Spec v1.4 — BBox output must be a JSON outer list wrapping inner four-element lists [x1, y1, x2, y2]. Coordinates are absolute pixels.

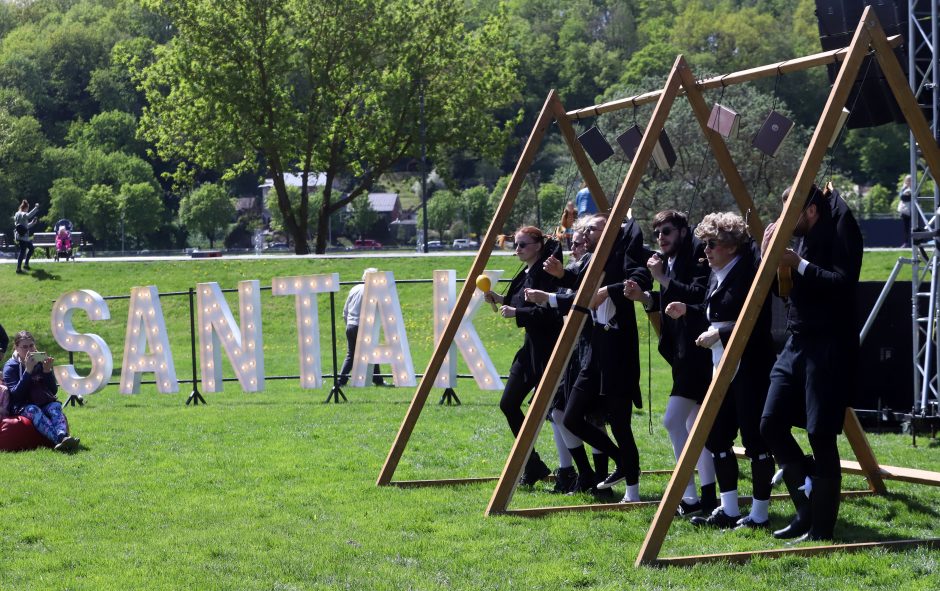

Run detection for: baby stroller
[[54, 219, 74, 262]]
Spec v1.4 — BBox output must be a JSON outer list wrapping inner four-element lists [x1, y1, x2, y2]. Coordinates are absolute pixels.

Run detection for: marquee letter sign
[[351, 271, 416, 387], [432, 270, 503, 390], [51, 289, 113, 396], [272, 274, 339, 388], [197, 281, 264, 392], [120, 285, 178, 394]]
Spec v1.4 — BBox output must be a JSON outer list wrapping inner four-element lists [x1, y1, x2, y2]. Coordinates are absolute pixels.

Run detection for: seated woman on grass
[[3, 331, 79, 451]]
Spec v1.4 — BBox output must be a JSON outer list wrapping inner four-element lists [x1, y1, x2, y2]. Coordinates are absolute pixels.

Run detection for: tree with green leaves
[[347, 197, 380, 240], [460, 185, 492, 239], [179, 183, 235, 248], [138, 0, 520, 254], [420, 189, 459, 241], [119, 181, 163, 248]]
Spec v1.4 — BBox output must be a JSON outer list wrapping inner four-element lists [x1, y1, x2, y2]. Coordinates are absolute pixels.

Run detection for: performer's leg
[[664, 396, 701, 502]]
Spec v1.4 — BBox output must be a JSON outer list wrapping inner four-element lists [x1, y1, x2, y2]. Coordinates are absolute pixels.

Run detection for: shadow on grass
[[851, 490, 940, 520], [28, 268, 61, 282]]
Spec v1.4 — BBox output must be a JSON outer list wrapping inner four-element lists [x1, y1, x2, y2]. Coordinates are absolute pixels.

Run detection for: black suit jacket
[[504, 239, 564, 379], [691, 241, 775, 390], [649, 235, 713, 400]]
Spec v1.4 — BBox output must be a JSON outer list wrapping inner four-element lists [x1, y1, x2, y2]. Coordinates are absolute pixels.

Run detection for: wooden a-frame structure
[[380, 6, 940, 564]]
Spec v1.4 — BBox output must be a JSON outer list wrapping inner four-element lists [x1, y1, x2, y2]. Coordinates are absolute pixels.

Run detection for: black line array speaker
[[815, 0, 909, 129], [854, 281, 914, 412]]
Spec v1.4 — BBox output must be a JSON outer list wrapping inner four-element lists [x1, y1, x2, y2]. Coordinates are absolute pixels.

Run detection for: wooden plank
[[388, 467, 681, 489], [376, 91, 558, 486], [503, 490, 875, 519], [654, 538, 940, 567], [567, 36, 903, 120], [868, 17, 940, 204], [636, 13, 875, 566], [842, 408, 888, 493], [389, 477, 498, 488], [485, 57, 687, 516]]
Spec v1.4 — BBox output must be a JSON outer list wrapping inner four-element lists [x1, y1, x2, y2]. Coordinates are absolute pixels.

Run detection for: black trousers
[[562, 360, 639, 485], [338, 324, 382, 386], [761, 335, 848, 479], [16, 240, 33, 270]]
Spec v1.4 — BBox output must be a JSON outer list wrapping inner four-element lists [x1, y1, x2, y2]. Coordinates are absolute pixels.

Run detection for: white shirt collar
[[712, 254, 742, 288]]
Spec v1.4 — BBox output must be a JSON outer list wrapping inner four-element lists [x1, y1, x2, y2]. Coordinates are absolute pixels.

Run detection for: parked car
[[265, 242, 290, 251], [423, 240, 443, 251], [353, 239, 383, 250]]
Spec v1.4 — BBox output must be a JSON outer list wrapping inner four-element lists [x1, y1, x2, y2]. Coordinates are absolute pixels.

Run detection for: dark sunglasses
[[514, 241, 536, 249], [653, 227, 675, 238], [571, 240, 584, 248], [704, 239, 721, 249]]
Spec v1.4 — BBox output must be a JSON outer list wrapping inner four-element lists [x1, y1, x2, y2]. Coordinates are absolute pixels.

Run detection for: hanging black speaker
[[814, 0, 909, 129], [577, 126, 614, 165]]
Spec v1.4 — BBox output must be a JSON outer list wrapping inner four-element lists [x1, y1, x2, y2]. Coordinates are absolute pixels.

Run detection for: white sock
[[749, 498, 769, 523], [683, 480, 699, 502], [621, 483, 640, 503], [720, 490, 740, 517]]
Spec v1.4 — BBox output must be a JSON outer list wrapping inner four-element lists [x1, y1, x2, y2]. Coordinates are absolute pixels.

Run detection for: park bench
[[0, 230, 96, 257], [30, 231, 94, 259]]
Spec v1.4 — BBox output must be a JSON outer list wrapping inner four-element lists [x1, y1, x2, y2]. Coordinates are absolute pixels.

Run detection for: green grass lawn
[[0, 251, 937, 590]]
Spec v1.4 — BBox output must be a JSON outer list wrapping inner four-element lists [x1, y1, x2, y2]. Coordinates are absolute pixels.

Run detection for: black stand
[[325, 292, 347, 403], [185, 287, 206, 406], [439, 388, 460, 405], [64, 393, 84, 407]]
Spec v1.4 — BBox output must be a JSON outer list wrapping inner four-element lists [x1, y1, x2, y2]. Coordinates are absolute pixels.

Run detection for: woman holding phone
[[3, 330, 78, 451]]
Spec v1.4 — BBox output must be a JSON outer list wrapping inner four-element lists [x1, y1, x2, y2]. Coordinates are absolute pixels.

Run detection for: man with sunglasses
[[759, 184, 863, 542], [624, 210, 717, 516]]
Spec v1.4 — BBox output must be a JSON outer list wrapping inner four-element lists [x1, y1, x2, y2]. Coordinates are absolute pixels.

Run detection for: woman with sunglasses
[[483, 226, 563, 485], [666, 212, 776, 529]]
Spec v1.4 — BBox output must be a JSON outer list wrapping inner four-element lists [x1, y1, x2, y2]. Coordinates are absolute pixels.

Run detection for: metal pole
[[186, 287, 206, 405], [326, 291, 347, 403], [420, 84, 429, 253]]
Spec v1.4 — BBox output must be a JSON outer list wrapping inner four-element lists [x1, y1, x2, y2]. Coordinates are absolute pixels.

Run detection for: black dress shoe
[[591, 486, 615, 501], [595, 467, 626, 490], [689, 508, 740, 529], [519, 457, 551, 486], [550, 466, 578, 494], [734, 515, 770, 530], [676, 499, 702, 517], [773, 517, 811, 539]]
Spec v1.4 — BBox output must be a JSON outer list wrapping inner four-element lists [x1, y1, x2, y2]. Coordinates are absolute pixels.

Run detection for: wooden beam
[[842, 408, 888, 493], [503, 490, 874, 519], [652, 538, 940, 567], [868, 16, 940, 200], [376, 91, 559, 486], [635, 9, 875, 566], [567, 36, 903, 120], [485, 56, 687, 516]]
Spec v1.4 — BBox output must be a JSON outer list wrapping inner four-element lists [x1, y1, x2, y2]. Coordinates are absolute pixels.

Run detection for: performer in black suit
[[760, 185, 863, 541], [483, 226, 563, 485], [526, 216, 612, 496], [624, 210, 717, 515], [669, 212, 776, 528], [554, 213, 652, 502]]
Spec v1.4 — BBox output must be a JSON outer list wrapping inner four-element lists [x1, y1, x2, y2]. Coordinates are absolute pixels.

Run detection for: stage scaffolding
[[908, 0, 939, 421]]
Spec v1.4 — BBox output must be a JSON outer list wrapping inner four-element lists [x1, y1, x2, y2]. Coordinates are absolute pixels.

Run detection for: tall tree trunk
[[315, 186, 332, 254]]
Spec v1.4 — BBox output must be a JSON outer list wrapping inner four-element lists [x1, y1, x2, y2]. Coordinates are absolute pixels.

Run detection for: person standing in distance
[[13, 200, 40, 275], [338, 268, 387, 387]]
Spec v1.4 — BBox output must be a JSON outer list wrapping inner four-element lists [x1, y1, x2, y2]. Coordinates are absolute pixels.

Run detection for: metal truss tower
[[908, 0, 940, 419]]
